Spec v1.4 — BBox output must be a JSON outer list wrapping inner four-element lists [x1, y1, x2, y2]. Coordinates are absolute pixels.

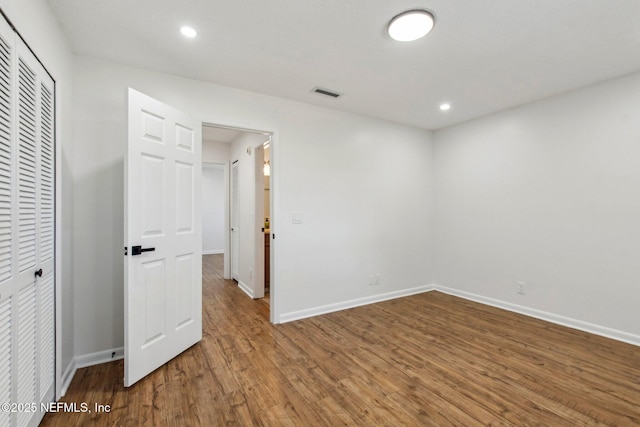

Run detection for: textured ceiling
[[47, 0, 640, 130]]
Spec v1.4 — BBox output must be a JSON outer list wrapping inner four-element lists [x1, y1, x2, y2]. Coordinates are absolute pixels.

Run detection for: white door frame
[[54, 87, 63, 400], [202, 121, 278, 323]]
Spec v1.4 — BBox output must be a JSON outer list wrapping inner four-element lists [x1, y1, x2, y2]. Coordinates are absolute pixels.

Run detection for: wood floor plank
[[40, 254, 640, 426]]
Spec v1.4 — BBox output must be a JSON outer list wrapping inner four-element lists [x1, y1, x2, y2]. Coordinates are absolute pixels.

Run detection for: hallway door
[[125, 88, 202, 387]]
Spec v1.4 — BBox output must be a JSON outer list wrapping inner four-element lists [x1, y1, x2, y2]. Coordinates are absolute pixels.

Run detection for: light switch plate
[[292, 211, 304, 224]]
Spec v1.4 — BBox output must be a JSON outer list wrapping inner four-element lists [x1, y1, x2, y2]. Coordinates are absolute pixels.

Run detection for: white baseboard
[[278, 283, 640, 347], [60, 359, 77, 397], [435, 286, 640, 347], [61, 347, 124, 396], [278, 284, 435, 323], [238, 280, 254, 298], [75, 347, 124, 368], [203, 249, 224, 255]]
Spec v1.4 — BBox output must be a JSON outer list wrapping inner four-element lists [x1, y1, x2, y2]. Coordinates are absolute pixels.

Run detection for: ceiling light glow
[[388, 10, 435, 42], [180, 26, 197, 38], [440, 103, 451, 111]]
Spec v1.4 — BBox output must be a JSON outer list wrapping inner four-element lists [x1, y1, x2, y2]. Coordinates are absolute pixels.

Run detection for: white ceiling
[[47, 0, 640, 130], [202, 126, 241, 144]]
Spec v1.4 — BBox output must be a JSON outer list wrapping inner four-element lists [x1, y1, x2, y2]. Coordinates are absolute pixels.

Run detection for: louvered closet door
[[0, 17, 14, 427], [0, 14, 56, 427]]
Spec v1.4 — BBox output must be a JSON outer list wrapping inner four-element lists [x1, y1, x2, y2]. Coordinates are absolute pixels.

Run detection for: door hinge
[[124, 246, 128, 256]]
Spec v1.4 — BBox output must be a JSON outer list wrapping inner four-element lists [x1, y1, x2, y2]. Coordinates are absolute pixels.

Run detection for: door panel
[[17, 56, 37, 276], [0, 298, 11, 427], [141, 259, 166, 347], [175, 254, 194, 328], [38, 272, 54, 401], [140, 154, 165, 236], [16, 284, 36, 427], [175, 162, 194, 233], [125, 88, 202, 387], [231, 161, 239, 280], [38, 84, 54, 265]]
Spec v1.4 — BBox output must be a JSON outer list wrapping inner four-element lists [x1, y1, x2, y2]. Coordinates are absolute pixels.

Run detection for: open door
[[230, 160, 240, 281], [254, 144, 265, 299], [124, 88, 202, 387]]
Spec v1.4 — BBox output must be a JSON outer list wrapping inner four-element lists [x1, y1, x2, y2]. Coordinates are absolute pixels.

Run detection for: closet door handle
[[35, 268, 43, 278]]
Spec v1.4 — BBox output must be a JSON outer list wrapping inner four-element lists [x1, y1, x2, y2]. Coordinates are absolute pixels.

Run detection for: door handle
[[131, 245, 156, 256], [35, 268, 43, 278]]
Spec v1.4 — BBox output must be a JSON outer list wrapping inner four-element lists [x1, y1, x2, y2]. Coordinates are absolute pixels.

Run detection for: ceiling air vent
[[311, 87, 342, 98]]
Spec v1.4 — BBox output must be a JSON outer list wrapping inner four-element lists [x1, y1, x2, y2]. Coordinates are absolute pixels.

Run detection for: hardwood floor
[[41, 254, 640, 426]]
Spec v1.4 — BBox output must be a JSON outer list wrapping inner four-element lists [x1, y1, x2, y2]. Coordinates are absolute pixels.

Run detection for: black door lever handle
[[131, 245, 156, 256]]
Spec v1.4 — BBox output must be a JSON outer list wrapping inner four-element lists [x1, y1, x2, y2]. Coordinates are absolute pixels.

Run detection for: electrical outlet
[[369, 273, 381, 286], [292, 211, 304, 224], [249, 268, 253, 279], [517, 281, 526, 295]]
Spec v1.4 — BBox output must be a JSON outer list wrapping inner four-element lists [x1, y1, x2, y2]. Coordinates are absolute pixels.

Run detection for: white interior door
[[125, 88, 202, 387], [230, 161, 239, 281], [253, 144, 265, 298]]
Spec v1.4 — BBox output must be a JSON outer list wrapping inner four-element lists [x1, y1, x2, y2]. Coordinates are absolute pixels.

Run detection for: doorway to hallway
[[202, 123, 275, 320]]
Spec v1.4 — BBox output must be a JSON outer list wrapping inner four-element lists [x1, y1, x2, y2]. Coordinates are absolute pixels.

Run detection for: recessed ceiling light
[[388, 10, 435, 42], [439, 103, 451, 111], [180, 26, 197, 38]]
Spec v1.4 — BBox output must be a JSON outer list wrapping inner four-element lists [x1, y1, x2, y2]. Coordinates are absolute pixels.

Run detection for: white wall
[[202, 164, 225, 254], [203, 139, 230, 163], [434, 71, 640, 339], [0, 0, 76, 391], [71, 56, 435, 354]]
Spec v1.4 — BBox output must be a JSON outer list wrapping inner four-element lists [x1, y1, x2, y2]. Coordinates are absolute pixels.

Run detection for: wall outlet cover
[[517, 281, 526, 295], [292, 211, 304, 224]]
